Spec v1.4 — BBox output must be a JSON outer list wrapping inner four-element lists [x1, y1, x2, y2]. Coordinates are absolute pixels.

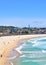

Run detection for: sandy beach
[[0, 34, 46, 65]]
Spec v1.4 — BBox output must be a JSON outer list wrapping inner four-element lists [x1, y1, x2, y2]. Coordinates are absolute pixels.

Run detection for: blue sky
[[0, 0, 46, 27]]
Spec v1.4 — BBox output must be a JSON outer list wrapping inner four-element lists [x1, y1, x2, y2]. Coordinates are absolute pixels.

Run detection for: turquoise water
[[19, 37, 46, 65]]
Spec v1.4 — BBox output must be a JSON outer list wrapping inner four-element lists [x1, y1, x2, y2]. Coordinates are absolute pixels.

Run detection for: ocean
[[12, 37, 46, 65]]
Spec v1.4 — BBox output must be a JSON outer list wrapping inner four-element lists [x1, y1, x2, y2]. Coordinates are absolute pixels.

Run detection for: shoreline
[[0, 34, 46, 65]]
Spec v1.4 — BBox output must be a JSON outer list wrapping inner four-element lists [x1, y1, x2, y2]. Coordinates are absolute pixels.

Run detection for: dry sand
[[0, 34, 46, 65]]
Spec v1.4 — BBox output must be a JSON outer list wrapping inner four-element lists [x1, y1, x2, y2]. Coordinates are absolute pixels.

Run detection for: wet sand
[[0, 34, 46, 65]]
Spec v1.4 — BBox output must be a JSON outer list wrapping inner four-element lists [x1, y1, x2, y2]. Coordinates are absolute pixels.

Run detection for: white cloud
[[0, 18, 46, 27]]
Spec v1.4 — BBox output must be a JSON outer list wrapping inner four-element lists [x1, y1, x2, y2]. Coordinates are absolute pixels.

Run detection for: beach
[[0, 34, 46, 65]]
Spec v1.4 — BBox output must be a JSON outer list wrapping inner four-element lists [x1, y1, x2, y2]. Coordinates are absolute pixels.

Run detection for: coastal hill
[[0, 26, 46, 36]]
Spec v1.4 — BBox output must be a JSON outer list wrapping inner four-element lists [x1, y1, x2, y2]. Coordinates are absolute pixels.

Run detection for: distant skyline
[[0, 0, 46, 27]]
